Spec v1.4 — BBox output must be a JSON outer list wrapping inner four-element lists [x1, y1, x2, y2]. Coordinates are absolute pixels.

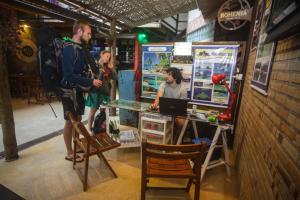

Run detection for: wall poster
[[171, 55, 193, 95], [141, 45, 173, 99], [191, 45, 239, 108], [250, 0, 276, 95]]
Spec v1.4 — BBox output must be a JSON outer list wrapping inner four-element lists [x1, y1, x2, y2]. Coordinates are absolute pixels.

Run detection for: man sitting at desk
[[151, 67, 187, 108], [151, 67, 187, 142]]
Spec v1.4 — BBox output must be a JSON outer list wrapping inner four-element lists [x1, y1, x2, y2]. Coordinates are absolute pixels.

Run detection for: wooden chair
[[141, 140, 207, 200], [67, 112, 120, 191]]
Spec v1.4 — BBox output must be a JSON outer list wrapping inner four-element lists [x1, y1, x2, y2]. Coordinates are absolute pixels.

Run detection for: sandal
[[76, 148, 84, 153], [65, 154, 84, 163]]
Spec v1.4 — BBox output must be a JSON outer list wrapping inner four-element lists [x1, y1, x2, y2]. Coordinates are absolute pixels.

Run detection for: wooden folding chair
[[141, 140, 207, 200], [67, 112, 120, 191]]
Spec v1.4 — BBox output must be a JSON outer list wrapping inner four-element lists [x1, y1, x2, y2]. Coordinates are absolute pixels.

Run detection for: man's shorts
[[61, 90, 85, 120]]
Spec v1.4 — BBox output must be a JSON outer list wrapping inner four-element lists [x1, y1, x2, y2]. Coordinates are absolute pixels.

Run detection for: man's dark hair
[[166, 67, 183, 84]]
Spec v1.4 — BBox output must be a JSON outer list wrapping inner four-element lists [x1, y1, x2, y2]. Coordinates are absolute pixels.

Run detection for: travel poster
[[141, 45, 173, 99], [191, 45, 239, 108]]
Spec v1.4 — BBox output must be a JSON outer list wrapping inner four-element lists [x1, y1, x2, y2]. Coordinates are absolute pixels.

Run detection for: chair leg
[[194, 177, 200, 200], [97, 153, 117, 178], [83, 153, 89, 192], [186, 178, 193, 192], [73, 141, 77, 170], [141, 174, 147, 200]]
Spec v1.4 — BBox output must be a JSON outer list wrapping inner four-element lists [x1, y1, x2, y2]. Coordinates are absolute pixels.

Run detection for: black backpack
[[37, 27, 100, 96], [37, 27, 66, 97], [92, 110, 106, 134]]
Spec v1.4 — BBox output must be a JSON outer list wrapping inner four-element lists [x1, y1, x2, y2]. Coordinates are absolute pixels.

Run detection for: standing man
[[61, 20, 102, 162]]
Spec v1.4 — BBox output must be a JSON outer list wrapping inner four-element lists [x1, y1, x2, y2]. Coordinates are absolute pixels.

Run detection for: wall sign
[[174, 42, 192, 56], [218, 0, 252, 31], [16, 38, 37, 63]]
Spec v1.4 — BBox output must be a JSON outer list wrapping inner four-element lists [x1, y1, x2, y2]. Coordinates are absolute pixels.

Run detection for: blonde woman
[[85, 50, 117, 132]]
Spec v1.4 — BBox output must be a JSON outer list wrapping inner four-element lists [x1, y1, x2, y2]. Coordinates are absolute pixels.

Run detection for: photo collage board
[[141, 45, 173, 99], [141, 44, 239, 108], [191, 45, 239, 107]]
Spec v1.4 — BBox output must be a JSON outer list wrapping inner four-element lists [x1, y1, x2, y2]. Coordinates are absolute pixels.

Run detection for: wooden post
[[0, 41, 19, 161], [110, 18, 117, 116]]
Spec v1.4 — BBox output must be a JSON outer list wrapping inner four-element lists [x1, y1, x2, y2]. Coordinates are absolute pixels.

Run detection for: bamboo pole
[[110, 18, 117, 116]]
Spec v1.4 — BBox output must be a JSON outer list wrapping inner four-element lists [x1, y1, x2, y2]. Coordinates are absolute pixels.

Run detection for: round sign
[[218, 0, 252, 31], [16, 38, 37, 63]]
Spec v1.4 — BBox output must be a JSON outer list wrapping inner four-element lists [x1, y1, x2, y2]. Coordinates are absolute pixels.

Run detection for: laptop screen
[[159, 97, 188, 116]]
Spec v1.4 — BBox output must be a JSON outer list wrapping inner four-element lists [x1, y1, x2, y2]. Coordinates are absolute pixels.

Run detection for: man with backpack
[[61, 20, 102, 162]]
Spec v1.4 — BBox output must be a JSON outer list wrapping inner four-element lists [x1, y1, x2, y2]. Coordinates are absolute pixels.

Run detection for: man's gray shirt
[[158, 82, 187, 99]]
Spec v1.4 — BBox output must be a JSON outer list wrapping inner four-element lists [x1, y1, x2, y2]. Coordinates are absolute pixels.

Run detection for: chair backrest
[[142, 140, 207, 169], [142, 140, 206, 159]]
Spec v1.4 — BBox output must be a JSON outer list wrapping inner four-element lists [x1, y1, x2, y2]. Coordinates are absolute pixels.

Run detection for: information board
[[141, 45, 173, 99], [190, 45, 239, 108]]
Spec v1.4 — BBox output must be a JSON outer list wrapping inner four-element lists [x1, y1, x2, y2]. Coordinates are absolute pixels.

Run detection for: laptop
[[159, 97, 188, 116]]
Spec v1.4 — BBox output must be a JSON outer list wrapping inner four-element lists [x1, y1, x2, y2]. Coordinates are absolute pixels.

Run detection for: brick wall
[[234, 33, 300, 200]]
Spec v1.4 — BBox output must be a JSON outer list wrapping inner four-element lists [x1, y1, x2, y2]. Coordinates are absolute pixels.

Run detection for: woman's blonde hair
[[100, 50, 111, 55]]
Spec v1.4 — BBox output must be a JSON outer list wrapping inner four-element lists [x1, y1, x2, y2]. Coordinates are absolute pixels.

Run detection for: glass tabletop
[[106, 99, 151, 112]]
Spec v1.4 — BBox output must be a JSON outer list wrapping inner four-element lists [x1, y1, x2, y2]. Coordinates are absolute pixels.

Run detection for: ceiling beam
[[0, 0, 111, 33], [161, 19, 177, 33], [64, 0, 131, 30]]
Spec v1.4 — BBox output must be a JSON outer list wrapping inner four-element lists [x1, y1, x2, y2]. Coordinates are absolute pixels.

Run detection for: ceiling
[[73, 0, 197, 27], [0, 0, 227, 36]]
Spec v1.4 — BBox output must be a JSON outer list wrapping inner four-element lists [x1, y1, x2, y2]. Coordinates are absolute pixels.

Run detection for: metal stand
[[176, 117, 231, 182]]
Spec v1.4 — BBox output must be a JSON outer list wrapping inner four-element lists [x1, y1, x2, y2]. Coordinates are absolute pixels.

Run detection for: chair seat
[[79, 133, 120, 155], [147, 157, 194, 177]]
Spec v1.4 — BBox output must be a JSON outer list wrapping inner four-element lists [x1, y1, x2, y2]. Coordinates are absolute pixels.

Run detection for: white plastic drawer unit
[[140, 116, 173, 144], [142, 131, 164, 144]]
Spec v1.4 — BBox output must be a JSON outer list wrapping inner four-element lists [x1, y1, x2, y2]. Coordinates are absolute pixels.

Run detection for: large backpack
[[37, 27, 101, 97], [37, 27, 66, 97]]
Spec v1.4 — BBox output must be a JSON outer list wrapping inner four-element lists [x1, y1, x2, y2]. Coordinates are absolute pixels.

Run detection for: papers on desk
[[195, 113, 207, 120], [119, 130, 136, 142], [189, 112, 207, 121]]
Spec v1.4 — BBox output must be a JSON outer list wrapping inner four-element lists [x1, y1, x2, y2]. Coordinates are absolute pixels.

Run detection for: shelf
[[141, 129, 165, 136]]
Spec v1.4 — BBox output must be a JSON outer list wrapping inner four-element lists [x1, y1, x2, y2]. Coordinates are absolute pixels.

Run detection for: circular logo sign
[[218, 0, 252, 31]]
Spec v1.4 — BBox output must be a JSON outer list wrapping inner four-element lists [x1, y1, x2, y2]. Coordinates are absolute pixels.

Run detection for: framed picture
[[250, 0, 265, 50], [250, 0, 276, 95], [250, 42, 276, 95]]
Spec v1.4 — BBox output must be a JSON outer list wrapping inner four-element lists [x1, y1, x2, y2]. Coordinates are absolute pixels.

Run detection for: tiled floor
[[0, 98, 239, 199], [0, 98, 90, 152], [0, 135, 238, 200]]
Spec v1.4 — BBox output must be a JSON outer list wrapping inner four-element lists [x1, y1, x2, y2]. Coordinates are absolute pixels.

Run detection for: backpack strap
[[72, 43, 80, 65]]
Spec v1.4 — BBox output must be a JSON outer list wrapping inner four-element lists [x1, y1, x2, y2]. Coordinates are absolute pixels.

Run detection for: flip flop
[[65, 154, 84, 163], [76, 148, 84, 153]]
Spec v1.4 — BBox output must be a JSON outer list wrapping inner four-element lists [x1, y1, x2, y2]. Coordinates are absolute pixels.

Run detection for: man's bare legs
[[64, 115, 81, 157]]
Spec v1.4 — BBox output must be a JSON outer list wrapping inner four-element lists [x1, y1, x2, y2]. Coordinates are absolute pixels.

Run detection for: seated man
[[151, 67, 187, 142], [151, 67, 187, 108]]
